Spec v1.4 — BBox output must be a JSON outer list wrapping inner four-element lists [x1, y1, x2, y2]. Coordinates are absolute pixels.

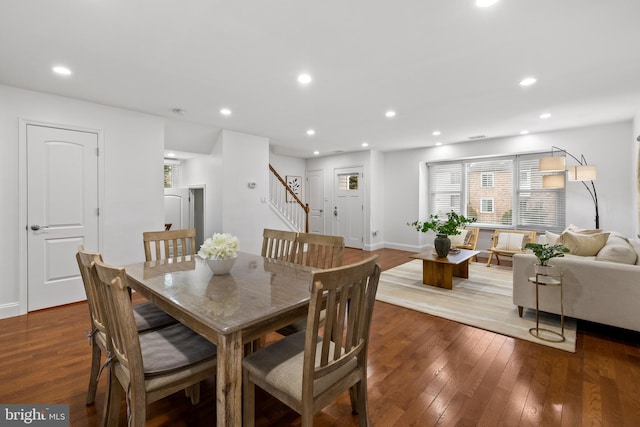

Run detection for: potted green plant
[[524, 242, 569, 274], [408, 211, 476, 257]]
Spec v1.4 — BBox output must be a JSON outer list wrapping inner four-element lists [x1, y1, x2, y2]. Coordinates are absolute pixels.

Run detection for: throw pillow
[[545, 231, 560, 246], [564, 224, 602, 234], [596, 235, 638, 265], [558, 231, 609, 256], [450, 229, 469, 247], [495, 232, 525, 251]]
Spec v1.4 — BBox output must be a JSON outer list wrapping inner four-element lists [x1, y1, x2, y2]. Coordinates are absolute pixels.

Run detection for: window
[[164, 160, 180, 188], [480, 172, 494, 188], [339, 174, 359, 190], [480, 198, 494, 213], [427, 153, 566, 230]]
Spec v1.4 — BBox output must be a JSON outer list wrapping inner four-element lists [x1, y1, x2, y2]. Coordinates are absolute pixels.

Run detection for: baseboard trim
[[0, 302, 21, 320]]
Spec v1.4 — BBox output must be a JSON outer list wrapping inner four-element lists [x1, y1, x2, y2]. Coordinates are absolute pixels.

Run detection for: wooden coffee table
[[411, 249, 480, 290]]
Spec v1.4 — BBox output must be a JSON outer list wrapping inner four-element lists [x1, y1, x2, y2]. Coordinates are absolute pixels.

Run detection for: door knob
[[30, 224, 49, 231]]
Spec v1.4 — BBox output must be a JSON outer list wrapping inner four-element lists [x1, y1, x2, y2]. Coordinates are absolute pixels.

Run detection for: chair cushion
[[449, 229, 469, 247], [243, 331, 359, 401], [133, 301, 177, 332], [495, 233, 524, 251], [558, 231, 609, 256], [140, 323, 217, 377]]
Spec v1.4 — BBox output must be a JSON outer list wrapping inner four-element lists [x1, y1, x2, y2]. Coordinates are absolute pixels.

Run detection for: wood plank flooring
[[1, 248, 639, 426]]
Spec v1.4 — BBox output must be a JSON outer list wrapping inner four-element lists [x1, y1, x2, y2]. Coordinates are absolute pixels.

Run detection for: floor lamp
[[538, 146, 599, 229]]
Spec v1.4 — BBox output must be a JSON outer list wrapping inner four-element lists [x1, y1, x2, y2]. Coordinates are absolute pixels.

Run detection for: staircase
[[269, 164, 309, 232]]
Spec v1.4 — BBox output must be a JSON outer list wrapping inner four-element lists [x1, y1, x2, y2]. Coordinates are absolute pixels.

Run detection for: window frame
[[427, 152, 566, 231]]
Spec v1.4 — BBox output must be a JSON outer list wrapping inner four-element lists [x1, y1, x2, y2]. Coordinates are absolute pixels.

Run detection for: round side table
[[528, 270, 564, 342]]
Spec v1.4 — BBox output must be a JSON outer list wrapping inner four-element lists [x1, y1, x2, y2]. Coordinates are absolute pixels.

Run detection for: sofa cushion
[[495, 232, 525, 251], [558, 231, 609, 256], [450, 229, 469, 247], [596, 235, 638, 265]]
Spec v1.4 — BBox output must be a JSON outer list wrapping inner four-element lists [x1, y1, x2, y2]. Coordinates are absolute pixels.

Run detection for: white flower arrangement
[[198, 233, 239, 260]]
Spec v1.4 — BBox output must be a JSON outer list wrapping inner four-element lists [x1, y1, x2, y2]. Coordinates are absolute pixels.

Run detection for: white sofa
[[512, 232, 640, 332]]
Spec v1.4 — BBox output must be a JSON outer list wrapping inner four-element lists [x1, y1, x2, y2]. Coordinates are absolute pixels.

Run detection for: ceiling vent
[[468, 135, 486, 140]]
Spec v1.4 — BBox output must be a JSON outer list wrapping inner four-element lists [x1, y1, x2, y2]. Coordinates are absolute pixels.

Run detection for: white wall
[[0, 84, 164, 318], [182, 130, 271, 255], [369, 150, 385, 250], [383, 120, 636, 251], [181, 133, 224, 238], [634, 111, 640, 240], [221, 131, 270, 255]]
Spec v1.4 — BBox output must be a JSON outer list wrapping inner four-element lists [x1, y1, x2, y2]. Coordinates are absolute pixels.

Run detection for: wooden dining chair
[[75, 246, 177, 407], [290, 232, 345, 269], [278, 233, 346, 336], [91, 259, 218, 427], [143, 228, 197, 261], [261, 228, 298, 261], [243, 255, 381, 427]]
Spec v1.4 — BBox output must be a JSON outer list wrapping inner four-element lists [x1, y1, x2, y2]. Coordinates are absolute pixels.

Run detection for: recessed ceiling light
[[519, 77, 537, 86], [385, 110, 396, 118], [476, 0, 499, 7], [435, 142, 443, 146], [52, 66, 72, 76], [297, 73, 312, 84], [362, 142, 369, 147], [306, 129, 315, 136], [220, 108, 232, 116], [432, 131, 441, 136], [313, 150, 319, 155], [166, 153, 176, 157], [540, 113, 552, 119], [520, 130, 529, 135]]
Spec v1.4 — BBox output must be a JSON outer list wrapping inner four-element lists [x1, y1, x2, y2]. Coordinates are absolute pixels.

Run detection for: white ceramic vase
[[206, 256, 237, 275]]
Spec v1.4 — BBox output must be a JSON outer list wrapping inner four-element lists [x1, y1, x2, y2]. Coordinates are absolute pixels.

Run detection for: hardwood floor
[[1, 248, 639, 426]]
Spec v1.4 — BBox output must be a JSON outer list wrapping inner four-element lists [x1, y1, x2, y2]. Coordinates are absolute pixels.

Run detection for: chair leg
[[129, 389, 146, 427], [356, 379, 370, 427], [349, 385, 358, 413], [301, 412, 314, 427], [86, 342, 101, 405], [104, 368, 121, 427], [486, 252, 494, 267], [243, 374, 255, 427], [186, 383, 201, 405]]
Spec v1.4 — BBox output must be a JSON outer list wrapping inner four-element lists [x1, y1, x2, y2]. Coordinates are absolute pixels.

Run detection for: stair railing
[[269, 164, 309, 232]]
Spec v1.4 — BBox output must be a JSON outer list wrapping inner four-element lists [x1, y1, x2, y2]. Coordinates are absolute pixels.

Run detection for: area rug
[[376, 260, 577, 352]]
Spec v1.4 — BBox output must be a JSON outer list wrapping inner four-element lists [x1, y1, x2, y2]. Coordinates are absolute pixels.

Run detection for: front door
[[334, 167, 363, 249], [27, 124, 99, 311]]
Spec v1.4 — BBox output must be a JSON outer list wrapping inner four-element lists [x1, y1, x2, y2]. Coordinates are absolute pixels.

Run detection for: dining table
[[124, 251, 316, 427]]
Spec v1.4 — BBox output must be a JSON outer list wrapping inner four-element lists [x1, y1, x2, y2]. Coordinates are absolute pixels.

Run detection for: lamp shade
[[539, 156, 566, 172], [542, 174, 565, 189], [567, 165, 596, 181]]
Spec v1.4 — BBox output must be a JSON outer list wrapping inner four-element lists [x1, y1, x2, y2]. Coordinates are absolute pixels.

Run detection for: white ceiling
[[2, 1, 640, 158]]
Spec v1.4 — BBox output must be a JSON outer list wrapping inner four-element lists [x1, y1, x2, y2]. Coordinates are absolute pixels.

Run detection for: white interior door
[[164, 187, 191, 230], [27, 125, 99, 311], [306, 170, 324, 234], [334, 167, 363, 248]]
